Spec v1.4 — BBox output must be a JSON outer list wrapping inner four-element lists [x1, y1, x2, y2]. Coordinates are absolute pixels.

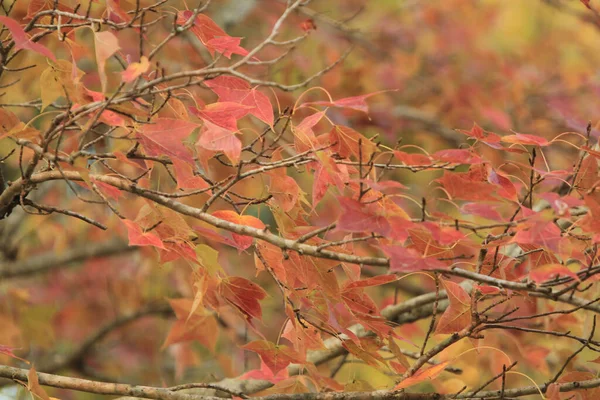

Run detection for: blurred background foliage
[[2, 0, 600, 397]]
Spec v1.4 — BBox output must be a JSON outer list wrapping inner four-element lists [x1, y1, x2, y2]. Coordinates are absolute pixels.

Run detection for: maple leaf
[[206, 36, 249, 58], [190, 102, 252, 131], [0, 16, 56, 61], [93, 30, 121, 93], [383, 245, 447, 272], [394, 362, 449, 389], [293, 112, 325, 153], [267, 171, 300, 212], [336, 196, 391, 236], [330, 125, 377, 162], [219, 276, 267, 320], [122, 56, 150, 83], [242, 340, 305, 375], [212, 210, 265, 250], [431, 149, 483, 164], [529, 264, 580, 284], [240, 360, 290, 384], [205, 76, 274, 126], [458, 122, 502, 144], [196, 120, 242, 164], [501, 132, 550, 147], [177, 11, 231, 56], [162, 298, 218, 350], [300, 91, 391, 114], [437, 170, 499, 201], [435, 280, 471, 334], [122, 220, 165, 249], [137, 118, 199, 164], [394, 150, 432, 166], [27, 366, 51, 400], [171, 159, 210, 190]]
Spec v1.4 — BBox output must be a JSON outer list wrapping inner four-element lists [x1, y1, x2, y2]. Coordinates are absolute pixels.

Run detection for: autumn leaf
[[137, 118, 199, 164], [501, 132, 550, 147], [458, 122, 502, 144], [394, 362, 449, 389], [242, 340, 304, 375], [529, 264, 580, 284], [206, 36, 249, 58], [300, 91, 391, 114], [94, 30, 121, 93], [196, 120, 242, 164], [0, 16, 56, 61], [122, 56, 150, 83], [162, 298, 218, 350], [190, 102, 252, 131], [205, 76, 274, 126], [122, 220, 165, 249], [435, 280, 471, 334], [27, 366, 51, 400], [219, 276, 267, 321], [330, 125, 377, 162], [172, 159, 210, 191], [336, 196, 391, 236], [382, 245, 447, 272]]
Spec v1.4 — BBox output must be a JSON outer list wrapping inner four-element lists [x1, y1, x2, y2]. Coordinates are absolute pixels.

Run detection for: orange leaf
[[212, 210, 265, 250], [219, 276, 267, 320], [394, 362, 449, 389], [122, 220, 165, 249], [242, 340, 304, 375], [435, 280, 471, 334], [121, 56, 150, 83]]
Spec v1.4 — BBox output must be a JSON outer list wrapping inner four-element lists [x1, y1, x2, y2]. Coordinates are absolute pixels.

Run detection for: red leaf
[[437, 171, 498, 201], [172, 159, 210, 190], [92, 179, 122, 200], [432, 149, 482, 164], [212, 210, 265, 250], [394, 362, 449, 389], [394, 151, 432, 166], [582, 0, 592, 9], [242, 340, 304, 375], [435, 280, 471, 334], [137, 118, 198, 164], [206, 36, 249, 58], [177, 11, 228, 56], [460, 203, 503, 221], [294, 112, 325, 152], [501, 132, 550, 147], [196, 120, 242, 164], [488, 169, 517, 201], [0, 16, 56, 61], [190, 102, 252, 131], [122, 220, 165, 249], [300, 19, 317, 32], [330, 125, 377, 162], [301, 91, 390, 114], [337, 196, 390, 236], [0, 345, 27, 363], [529, 264, 580, 284], [458, 122, 501, 143], [382, 245, 447, 272], [219, 276, 267, 320], [205, 77, 273, 126]]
